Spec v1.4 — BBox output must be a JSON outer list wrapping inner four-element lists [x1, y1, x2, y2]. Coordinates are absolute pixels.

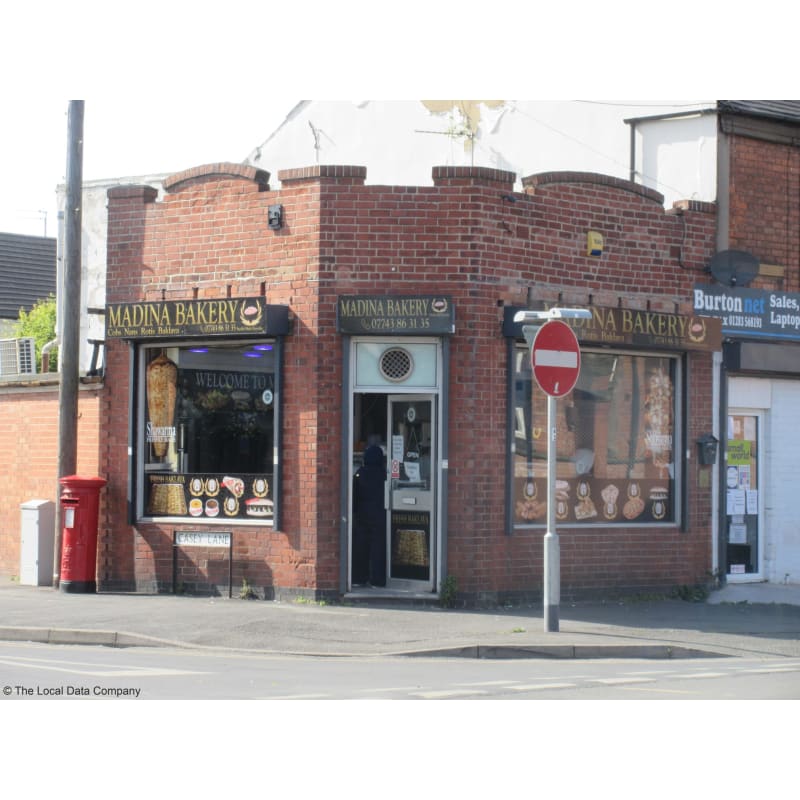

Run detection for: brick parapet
[[107, 185, 159, 203], [278, 165, 367, 185], [163, 163, 270, 193], [523, 170, 665, 205], [431, 165, 516, 190], [671, 198, 717, 215]]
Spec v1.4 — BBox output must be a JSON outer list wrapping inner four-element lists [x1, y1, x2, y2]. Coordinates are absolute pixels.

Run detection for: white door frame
[[726, 408, 765, 582], [346, 337, 443, 594]]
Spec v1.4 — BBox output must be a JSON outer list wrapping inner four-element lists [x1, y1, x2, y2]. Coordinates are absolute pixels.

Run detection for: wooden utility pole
[[53, 100, 84, 588]]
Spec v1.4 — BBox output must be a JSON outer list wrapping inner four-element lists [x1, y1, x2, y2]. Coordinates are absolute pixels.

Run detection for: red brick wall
[[0, 384, 101, 577], [728, 136, 800, 292], [101, 163, 717, 600], [324, 166, 717, 598], [101, 167, 336, 595]]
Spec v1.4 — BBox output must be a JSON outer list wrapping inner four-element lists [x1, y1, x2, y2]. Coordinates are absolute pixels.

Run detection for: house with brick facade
[[691, 101, 800, 588]]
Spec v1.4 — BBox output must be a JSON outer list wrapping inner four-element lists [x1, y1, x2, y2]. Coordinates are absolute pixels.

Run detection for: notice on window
[[738, 465, 751, 489], [727, 489, 746, 515], [729, 523, 747, 544], [404, 462, 420, 482], [746, 490, 758, 515]]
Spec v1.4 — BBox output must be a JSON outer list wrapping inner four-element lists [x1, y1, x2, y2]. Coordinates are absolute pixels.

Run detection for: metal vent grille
[[379, 347, 413, 382]]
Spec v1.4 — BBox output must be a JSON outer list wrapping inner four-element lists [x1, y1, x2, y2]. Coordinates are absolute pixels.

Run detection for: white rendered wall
[[247, 100, 713, 207], [57, 174, 166, 372], [764, 379, 800, 584], [635, 113, 718, 206]]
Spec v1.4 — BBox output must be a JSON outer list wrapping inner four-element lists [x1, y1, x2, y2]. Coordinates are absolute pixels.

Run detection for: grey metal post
[[544, 394, 560, 632], [516, 307, 590, 633]]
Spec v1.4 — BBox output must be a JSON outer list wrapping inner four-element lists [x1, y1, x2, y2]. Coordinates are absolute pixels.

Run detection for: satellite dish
[[707, 250, 759, 287]]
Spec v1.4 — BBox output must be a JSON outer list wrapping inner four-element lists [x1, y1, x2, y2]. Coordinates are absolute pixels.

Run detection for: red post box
[[59, 475, 107, 593]]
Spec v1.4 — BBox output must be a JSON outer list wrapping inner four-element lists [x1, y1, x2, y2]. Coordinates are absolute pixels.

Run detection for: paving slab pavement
[[1, 581, 799, 659]]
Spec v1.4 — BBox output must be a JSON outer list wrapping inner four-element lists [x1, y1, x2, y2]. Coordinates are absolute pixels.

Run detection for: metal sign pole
[[515, 307, 590, 635], [544, 393, 560, 632]]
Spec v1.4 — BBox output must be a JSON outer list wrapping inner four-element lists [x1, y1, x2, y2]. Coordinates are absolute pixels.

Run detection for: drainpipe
[[42, 337, 59, 373], [628, 120, 637, 183]]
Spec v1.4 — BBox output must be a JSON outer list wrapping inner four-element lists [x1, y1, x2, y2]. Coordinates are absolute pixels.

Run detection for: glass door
[[726, 411, 763, 580], [387, 395, 435, 591]]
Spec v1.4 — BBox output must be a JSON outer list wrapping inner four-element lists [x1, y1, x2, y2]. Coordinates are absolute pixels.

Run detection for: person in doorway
[[353, 444, 387, 587]]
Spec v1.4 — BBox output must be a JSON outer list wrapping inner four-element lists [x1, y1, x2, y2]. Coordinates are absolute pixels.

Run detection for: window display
[[512, 346, 679, 526], [140, 342, 277, 522]]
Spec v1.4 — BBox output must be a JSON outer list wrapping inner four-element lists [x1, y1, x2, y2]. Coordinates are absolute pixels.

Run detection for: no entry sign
[[531, 320, 581, 397]]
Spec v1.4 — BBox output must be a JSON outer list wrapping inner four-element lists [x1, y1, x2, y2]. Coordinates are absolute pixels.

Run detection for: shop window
[[512, 346, 679, 526], [139, 342, 277, 522]]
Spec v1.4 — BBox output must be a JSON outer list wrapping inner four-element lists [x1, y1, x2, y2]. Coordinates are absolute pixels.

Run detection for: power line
[[573, 100, 714, 110], [507, 102, 702, 201]]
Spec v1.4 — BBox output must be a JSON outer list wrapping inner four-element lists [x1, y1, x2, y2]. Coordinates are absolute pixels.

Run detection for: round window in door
[[380, 347, 414, 382]]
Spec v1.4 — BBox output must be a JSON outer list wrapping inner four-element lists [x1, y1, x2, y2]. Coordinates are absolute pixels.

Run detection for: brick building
[[694, 101, 800, 587], [92, 161, 719, 603], [7, 100, 800, 601]]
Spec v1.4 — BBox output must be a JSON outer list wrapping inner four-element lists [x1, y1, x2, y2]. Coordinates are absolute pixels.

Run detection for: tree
[[14, 294, 58, 372]]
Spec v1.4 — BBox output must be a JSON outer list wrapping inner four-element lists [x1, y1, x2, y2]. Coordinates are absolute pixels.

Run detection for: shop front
[[105, 296, 289, 594], [694, 283, 800, 585], [93, 162, 720, 601], [337, 295, 454, 596], [504, 302, 721, 542]]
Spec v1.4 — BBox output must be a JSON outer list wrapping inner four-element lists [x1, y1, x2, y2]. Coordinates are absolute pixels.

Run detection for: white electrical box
[[19, 499, 55, 586]]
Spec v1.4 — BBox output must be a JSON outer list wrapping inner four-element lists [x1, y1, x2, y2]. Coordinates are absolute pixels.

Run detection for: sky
[[1, 98, 293, 236], [2, 2, 785, 239]]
